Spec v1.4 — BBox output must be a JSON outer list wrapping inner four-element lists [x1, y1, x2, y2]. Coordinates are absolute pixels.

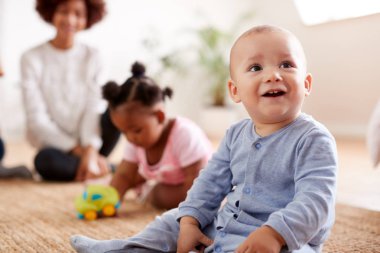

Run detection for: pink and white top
[[123, 117, 214, 185]]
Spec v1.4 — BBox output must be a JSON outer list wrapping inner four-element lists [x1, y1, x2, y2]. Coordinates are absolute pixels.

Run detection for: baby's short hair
[[243, 24, 286, 36], [229, 25, 307, 78]]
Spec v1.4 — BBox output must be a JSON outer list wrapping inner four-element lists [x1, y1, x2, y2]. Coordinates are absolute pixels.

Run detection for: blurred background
[[0, 0, 380, 209], [1, 0, 380, 140]]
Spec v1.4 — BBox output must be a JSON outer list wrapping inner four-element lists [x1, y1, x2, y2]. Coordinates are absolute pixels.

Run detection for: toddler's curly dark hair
[[103, 62, 173, 109], [36, 0, 106, 29]]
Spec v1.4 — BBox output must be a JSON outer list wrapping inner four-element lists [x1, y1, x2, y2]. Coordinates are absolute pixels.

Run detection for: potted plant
[[195, 26, 230, 107], [195, 10, 254, 107], [141, 15, 253, 139]]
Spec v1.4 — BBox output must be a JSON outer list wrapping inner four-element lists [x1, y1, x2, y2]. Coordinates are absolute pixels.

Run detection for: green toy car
[[75, 185, 120, 221]]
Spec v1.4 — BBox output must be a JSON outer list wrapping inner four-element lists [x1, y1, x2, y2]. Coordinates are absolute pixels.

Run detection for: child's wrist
[[264, 225, 286, 247], [179, 216, 199, 227]]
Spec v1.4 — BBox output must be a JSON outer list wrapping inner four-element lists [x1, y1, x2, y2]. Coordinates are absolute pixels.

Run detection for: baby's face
[[229, 30, 312, 126], [110, 103, 164, 149]]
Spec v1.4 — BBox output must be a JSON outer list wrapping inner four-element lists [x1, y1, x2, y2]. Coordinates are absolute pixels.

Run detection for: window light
[[293, 0, 380, 25]]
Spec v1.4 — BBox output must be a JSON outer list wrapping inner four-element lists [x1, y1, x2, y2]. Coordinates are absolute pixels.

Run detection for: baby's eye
[[280, 61, 294, 69], [249, 65, 262, 72]]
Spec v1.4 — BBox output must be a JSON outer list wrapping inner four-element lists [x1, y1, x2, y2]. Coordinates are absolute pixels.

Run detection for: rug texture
[[0, 180, 379, 253]]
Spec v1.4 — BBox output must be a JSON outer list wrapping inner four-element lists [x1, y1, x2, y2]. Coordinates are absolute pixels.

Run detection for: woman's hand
[[74, 146, 108, 181], [85, 154, 109, 179], [177, 216, 213, 253]]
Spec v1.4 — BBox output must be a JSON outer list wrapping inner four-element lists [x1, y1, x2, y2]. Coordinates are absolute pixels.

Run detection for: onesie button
[[254, 142, 262, 149], [215, 245, 222, 253], [243, 187, 251, 194], [235, 200, 240, 207], [233, 213, 238, 219]]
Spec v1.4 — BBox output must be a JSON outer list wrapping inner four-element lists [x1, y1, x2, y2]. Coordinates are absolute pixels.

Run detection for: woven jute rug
[[0, 179, 379, 253]]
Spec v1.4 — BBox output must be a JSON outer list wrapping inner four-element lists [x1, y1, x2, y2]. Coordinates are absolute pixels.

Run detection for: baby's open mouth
[[262, 90, 286, 97]]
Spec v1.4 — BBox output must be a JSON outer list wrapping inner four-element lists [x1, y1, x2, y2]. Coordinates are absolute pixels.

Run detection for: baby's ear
[[228, 79, 241, 103], [155, 110, 166, 123], [304, 73, 312, 96]]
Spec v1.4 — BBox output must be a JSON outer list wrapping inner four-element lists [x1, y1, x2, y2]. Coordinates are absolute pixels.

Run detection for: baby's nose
[[264, 69, 282, 83]]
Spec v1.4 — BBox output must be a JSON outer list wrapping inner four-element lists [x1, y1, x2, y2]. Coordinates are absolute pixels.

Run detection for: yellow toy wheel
[[84, 210, 97, 221], [102, 204, 116, 217]]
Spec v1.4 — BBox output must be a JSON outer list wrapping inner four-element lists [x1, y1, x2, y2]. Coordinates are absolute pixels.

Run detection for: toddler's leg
[[70, 208, 180, 253], [70, 236, 129, 253]]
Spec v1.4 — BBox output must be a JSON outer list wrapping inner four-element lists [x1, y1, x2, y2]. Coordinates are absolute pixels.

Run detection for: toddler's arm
[[235, 226, 285, 253], [110, 160, 143, 199], [149, 159, 203, 209], [177, 216, 213, 253]]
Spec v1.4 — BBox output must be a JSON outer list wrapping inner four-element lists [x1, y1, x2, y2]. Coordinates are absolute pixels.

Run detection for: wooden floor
[[3, 137, 380, 211]]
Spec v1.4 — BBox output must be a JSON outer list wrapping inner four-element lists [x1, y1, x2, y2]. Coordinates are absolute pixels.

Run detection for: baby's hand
[[177, 216, 213, 253], [235, 225, 285, 253]]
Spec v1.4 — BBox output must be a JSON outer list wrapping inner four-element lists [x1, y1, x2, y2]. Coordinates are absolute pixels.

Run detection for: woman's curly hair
[[36, 0, 106, 29]]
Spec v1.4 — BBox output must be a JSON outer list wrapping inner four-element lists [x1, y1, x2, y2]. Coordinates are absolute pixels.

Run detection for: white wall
[[0, 0, 252, 140], [1, 0, 379, 140], [246, 0, 380, 138]]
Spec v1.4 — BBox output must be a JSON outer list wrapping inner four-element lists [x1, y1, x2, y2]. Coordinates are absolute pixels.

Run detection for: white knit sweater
[[20, 41, 106, 151]]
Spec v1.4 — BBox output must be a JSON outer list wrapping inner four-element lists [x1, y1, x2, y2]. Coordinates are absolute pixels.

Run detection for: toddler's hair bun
[[102, 81, 120, 101], [162, 87, 173, 100], [131, 62, 146, 77]]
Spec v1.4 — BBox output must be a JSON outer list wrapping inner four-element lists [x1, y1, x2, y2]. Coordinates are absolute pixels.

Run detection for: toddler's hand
[[235, 225, 285, 253], [177, 216, 213, 253]]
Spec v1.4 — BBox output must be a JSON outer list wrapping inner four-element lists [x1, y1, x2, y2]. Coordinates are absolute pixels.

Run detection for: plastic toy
[[75, 185, 120, 221]]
